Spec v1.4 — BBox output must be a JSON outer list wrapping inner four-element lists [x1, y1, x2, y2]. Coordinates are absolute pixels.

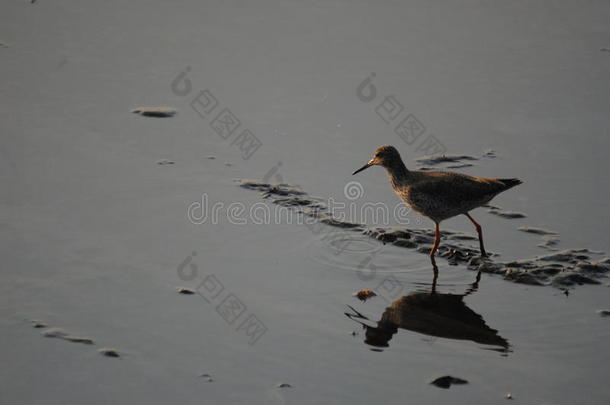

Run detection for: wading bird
[[353, 145, 521, 261]]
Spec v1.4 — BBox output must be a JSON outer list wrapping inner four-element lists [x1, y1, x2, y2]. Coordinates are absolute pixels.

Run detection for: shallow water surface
[[2, 0, 610, 404]]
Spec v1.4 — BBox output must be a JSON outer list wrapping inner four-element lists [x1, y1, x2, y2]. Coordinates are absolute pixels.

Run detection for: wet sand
[[2, 0, 610, 404], [241, 180, 609, 287]]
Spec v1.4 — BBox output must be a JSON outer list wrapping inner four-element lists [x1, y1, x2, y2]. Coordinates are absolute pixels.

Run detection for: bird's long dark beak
[[352, 162, 372, 175]]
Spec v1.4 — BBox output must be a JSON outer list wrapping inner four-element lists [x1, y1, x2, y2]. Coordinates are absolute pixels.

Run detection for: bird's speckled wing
[[410, 171, 509, 204]]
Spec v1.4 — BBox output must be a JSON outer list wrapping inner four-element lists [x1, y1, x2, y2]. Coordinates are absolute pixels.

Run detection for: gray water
[[2, 1, 610, 404]]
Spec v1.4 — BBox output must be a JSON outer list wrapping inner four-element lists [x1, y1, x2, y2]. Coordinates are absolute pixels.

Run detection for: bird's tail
[[498, 178, 523, 190]]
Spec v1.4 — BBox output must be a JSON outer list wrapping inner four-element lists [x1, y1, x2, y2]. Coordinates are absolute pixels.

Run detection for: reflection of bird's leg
[[465, 213, 487, 257], [344, 305, 374, 331], [464, 270, 482, 297], [344, 305, 369, 321]]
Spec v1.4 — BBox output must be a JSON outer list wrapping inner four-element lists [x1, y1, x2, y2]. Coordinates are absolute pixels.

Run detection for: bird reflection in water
[[346, 268, 510, 354]]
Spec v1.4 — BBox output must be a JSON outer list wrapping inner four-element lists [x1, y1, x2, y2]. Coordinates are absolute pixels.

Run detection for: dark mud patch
[[366, 226, 484, 265], [487, 205, 527, 219], [518, 227, 558, 236], [239, 181, 363, 232], [482, 149, 496, 158], [132, 106, 177, 117], [416, 154, 478, 165], [34, 324, 127, 358], [430, 376, 468, 389], [99, 348, 120, 358], [239, 181, 608, 288], [30, 320, 46, 328], [415, 150, 497, 170], [42, 328, 94, 345], [200, 373, 214, 382], [468, 250, 609, 287], [446, 163, 474, 169], [537, 236, 561, 251], [551, 273, 601, 287], [518, 227, 564, 251], [241, 181, 307, 197]]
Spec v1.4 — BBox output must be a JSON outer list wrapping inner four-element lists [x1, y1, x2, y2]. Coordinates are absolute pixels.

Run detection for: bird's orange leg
[[429, 222, 441, 258], [465, 213, 487, 257]]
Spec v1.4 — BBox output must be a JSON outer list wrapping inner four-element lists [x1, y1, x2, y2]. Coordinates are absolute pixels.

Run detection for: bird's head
[[352, 145, 402, 175]]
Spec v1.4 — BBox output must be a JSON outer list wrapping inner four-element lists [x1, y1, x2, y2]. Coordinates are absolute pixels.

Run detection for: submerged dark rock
[[482, 149, 497, 158], [416, 154, 478, 165], [42, 328, 94, 345], [518, 227, 558, 236], [30, 320, 46, 328], [132, 106, 177, 117], [430, 376, 469, 389], [448, 233, 478, 241], [488, 208, 527, 219], [538, 249, 590, 263], [200, 373, 214, 382], [414, 150, 496, 170], [392, 239, 417, 249], [503, 271, 544, 286], [552, 273, 601, 287], [364, 227, 411, 243], [538, 236, 561, 251], [446, 163, 474, 169], [99, 348, 120, 358], [319, 217, 362, 229]]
